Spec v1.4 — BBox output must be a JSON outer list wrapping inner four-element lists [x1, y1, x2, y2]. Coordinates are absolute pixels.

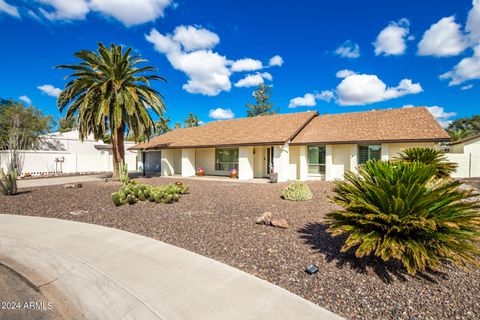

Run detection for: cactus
[[0, 169, 17, 196], [112, 192, 126, 206], [111, 182, 190, 206], [119, 160, 129, 185], [281, 182, 313, 201], [126, 194, 137, 205]]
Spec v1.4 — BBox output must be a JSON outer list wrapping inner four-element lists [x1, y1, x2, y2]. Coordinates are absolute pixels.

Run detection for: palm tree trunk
[[111, 124, 125, 180]]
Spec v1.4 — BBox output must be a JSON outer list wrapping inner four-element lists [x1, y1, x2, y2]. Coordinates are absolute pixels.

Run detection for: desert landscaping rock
[[69, 210, 89, 216], [271, 218, 288, 229], [63, 183, 82, 189], [1, 177, 479, 320], [256, 211, 273, 225]]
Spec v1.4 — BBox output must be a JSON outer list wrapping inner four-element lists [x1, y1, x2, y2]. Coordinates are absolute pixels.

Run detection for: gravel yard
[[1, 177, 479, 320]]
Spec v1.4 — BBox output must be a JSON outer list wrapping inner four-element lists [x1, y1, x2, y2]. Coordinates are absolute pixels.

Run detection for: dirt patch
[[1, 177, 479, 320]]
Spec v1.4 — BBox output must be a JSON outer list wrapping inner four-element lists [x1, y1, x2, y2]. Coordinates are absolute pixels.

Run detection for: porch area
[[145, 141, 437, 182]]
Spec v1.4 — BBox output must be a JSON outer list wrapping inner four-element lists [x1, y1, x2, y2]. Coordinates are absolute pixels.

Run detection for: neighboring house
[[0, 130, 137, 176], [446, 134, 480, 178], [130, 107, 450, 181]]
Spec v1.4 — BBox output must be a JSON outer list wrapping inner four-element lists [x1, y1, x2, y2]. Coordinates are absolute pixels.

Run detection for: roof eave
[[290, 137, 451, 146]]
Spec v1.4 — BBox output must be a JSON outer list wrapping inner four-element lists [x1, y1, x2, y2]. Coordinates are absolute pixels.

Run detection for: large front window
[[308, 146, 326, 175], [358, 145, 382, 164], [215, 148, 239, 171]]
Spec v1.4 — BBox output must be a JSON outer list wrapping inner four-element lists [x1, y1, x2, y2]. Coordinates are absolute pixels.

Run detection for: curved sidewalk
[[0, 215, 342, 320]]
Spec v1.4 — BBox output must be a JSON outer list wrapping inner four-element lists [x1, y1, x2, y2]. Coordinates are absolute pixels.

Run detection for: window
[[308, 146, 326, 175], [215, 148, 239, 171], [358, 145, 382, 164]]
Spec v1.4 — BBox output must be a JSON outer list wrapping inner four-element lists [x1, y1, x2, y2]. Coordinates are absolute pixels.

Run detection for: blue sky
[[0, 0, 479, 129]]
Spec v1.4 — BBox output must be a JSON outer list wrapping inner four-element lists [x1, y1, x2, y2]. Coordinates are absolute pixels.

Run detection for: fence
[[445, 153, 480, 178], [0, 150, 138, 176]]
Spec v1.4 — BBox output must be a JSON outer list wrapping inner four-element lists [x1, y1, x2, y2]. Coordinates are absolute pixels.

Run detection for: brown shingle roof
[[130, 111, 317, 150], [290, 107, 450, 145]]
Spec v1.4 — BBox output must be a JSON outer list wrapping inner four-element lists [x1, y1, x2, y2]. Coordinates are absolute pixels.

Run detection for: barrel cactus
[[281, 182, 313, 201]]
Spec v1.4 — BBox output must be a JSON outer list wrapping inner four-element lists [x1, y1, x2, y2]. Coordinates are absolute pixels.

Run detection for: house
[[0, 130, 138, 176], [446, 134, 480, 178], [130, 107, 450, 181]]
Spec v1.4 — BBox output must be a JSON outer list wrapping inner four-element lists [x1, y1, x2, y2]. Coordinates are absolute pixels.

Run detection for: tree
[[448, 115, 480, 136], [57, 42, 166, 180], [327, 160, 480, 275], [58, 115, 77, 132], [0, 99, 54, 150], [184, 113, 200, 127], [447, 128, 475, 142], [155, 116, 171, 135], [173, 121, 182, 129], [246, 84, 277, 117]]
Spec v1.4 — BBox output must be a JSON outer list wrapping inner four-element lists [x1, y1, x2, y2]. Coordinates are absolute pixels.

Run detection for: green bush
[[281, 182, 313, 201], [327, 160, 480, 275], [0, 169, 17, 196], [111, 182, 189, 206], [395, 147, 457, 179]]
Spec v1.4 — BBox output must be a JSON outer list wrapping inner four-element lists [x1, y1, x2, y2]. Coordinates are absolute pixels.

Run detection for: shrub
[[327, 160, 480, 275], [0, 169, 17, 196], [395, 147, 457, 179], [281, 182, 313, 201], [111, 182, 189, 206]]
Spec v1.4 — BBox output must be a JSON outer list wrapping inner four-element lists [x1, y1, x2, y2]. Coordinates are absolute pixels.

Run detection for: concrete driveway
[[0, 215, 342, 320], [17, 174, 111, 188]]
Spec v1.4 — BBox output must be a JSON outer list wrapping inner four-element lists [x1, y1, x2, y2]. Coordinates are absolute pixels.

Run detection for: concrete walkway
[[0, 215, 342, 320], [17, 173, 111, 188]]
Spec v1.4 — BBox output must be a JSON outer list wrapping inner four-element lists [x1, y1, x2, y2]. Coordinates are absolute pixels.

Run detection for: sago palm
[[327, 160, 480, 275], [395, 147, 458, 179], [57, 42, 166, 179]]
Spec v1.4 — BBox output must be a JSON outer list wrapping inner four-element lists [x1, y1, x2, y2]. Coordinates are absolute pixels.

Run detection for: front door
[[266, 147, 274, 175]]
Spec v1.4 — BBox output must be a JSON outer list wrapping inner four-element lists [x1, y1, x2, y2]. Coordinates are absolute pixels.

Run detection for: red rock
[[271, 218, 288, 229]]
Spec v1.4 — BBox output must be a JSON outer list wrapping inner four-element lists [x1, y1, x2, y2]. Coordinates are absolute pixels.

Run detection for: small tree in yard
[[327, 160, 480, 275], [246, 84, 278, 117], [57, 42, 166, 180]]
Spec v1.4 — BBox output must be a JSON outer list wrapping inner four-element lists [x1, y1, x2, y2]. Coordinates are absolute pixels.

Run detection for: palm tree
[[448, 128, 473, 142], [184, 113, 200, 127], [57, 42, 166, 179], [155, 116, 171, 135]]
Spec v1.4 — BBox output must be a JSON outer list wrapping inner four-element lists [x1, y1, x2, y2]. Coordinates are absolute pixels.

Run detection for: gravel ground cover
[[1, 177, 479, 320]]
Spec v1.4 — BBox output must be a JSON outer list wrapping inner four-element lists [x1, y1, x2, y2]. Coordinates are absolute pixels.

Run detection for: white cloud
[[289, 93, 316, 108], [288, 90, 334, 108], [172, 25, 220, 51], [440, 45, 480, 85], [268, 55, 283, 67], [35, 0, 172, 26], [146, 28, 231, 96], [461, 84, 474, 90], [0, 0, 20, 18], [234, 72, 272, 87], [374, 18, 411, 56], [426, 106, 457, 127], [336, 74, 423, 106], [19, 95, 32, 105], [37, 84, 62, 97], [208, 108, 234, 119], [335, 69, 356, 78], [466, 0, 480, 43], [417, 16, 468, 57], [334, 40, 360, 58], [146, 26, 278, 95], [37, 0, 90, 20], [231, 58, 263, 72]]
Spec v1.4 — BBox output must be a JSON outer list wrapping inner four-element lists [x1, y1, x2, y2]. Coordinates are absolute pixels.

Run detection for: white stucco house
[[0, 130, 137, 176], [446, 134, 480, 178], [130, 107, 450, 181]]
